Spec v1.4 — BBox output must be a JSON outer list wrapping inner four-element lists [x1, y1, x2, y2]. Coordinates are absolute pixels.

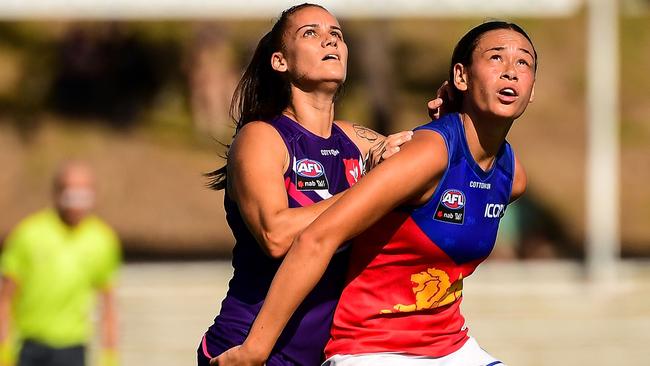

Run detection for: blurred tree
[[186, 23, 238, 141], [48, 23, 173, 128], [358, 20, 394, 134]]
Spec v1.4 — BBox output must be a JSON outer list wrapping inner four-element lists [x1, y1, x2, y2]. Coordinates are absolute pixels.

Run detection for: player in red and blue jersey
[[323, 110, 516, 363], [198, 4, 421, 366], [214, 21, 537, 366]]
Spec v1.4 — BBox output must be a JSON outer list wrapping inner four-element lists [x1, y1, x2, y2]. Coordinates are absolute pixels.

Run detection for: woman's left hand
[[427, 81, 454, 120], [209, 346, 265, 366]]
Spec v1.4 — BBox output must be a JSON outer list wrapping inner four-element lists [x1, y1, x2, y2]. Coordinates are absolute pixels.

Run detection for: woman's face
[[455, 29, 536, 120], [272, 6, 348, 90]]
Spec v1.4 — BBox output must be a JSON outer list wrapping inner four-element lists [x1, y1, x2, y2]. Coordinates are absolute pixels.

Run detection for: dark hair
[[448, 21, 537, 110], [206, 3, 327, 190]]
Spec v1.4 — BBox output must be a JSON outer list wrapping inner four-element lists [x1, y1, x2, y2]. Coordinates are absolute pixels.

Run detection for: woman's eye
[[517, 59, 533, 69], [490, 54, 501, 61], [332, 32, 343, 40], [304, 29, 316, 37]]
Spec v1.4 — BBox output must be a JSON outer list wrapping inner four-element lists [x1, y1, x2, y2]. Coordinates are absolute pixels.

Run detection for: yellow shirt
[[1, 209, 121, 347]]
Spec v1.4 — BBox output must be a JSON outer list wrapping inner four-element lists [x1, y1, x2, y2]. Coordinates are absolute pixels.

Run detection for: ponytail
[[206, 3, 325, 190]]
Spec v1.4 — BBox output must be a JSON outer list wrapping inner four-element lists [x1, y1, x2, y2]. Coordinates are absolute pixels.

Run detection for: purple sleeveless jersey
[[198, 115, 364, 366]]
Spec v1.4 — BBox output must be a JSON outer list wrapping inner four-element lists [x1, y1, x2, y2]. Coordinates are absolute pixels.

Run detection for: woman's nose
[[323, 34, 337, 48], [501, 62, 518, 81]]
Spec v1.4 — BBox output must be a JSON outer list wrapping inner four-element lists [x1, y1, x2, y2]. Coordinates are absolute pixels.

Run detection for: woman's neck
[[284, 86, 336, 138], [460, 110, 514, 172]]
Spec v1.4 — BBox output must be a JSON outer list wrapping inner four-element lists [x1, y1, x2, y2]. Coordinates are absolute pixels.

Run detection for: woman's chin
[[321, 73, 346, 84], [488, 103, 528, 121], [300, 78, 344, 93]]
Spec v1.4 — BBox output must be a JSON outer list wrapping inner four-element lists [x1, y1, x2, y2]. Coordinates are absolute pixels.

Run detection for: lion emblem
[[380, 268, 463, 314]]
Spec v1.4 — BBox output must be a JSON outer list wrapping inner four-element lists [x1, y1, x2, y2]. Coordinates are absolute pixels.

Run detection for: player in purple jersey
[[197, 4, 444, 366], [214, 21, 537, 366]]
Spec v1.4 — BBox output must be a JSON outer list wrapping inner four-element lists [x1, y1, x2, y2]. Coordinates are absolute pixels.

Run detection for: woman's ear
[[528, 83, 536, 103], [453, 63, 468, 92], [271, 52, 288, 72]]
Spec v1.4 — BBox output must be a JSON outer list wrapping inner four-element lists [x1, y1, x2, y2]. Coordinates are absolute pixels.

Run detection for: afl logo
[[296, 159, 325, 178], [441, 189, 466, 210]]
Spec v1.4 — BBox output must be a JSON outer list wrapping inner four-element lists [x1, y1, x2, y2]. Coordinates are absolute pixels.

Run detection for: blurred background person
[[0, 161, 122, 366]]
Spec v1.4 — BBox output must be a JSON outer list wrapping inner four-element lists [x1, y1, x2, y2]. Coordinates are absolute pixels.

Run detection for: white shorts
[[322, 337, 505, 366]]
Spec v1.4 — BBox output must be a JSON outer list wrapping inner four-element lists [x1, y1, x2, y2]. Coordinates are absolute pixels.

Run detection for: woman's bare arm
[[230, 120, 416, 258], [213, 130, 448, 365], [227, 121, 347, 258]]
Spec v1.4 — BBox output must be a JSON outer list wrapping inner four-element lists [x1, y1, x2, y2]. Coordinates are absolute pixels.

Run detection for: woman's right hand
[[209, 345, 265, 366]]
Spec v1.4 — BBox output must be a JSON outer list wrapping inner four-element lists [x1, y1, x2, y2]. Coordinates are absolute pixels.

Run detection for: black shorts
[[18, 339, 85, 366]]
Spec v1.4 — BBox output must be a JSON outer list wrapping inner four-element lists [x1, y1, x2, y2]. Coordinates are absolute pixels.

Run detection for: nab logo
[[441, 190, 466, 210], [296, 159, 325, 178], [434, 189, 466, 224]]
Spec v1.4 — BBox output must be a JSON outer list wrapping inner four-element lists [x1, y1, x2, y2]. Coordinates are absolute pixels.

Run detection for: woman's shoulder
[[414, 113, 458, 135], [230, 120, 287, 159], [333, 120, 383, 156], [333, 120, 379, 139], [235, 120, 284, 142]]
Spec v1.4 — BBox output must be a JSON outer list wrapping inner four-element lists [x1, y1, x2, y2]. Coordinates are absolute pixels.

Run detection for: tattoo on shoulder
[[352, 124, 380, 143]]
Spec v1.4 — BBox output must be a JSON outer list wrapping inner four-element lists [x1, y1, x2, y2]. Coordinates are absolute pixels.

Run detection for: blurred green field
[[0, 13, 649, 258]]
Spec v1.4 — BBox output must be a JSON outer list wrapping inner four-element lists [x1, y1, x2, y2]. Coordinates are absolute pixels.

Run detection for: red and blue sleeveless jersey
[[205, 115, 363, 365], [325, 113, 515, 358]]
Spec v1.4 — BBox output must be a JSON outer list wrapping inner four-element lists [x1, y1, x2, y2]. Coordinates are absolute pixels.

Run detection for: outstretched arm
[[212, 130, 448, 365]]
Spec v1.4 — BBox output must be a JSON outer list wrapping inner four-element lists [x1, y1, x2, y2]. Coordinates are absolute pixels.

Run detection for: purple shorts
[[196, 330, 302, 366]]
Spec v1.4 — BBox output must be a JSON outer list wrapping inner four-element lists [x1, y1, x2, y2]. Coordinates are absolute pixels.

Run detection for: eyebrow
[[295, 24, 342, 34], [484, 46, 535, 60]]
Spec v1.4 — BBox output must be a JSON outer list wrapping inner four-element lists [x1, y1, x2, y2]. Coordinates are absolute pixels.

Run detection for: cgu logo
[[296, 158, 325, 178], [441, 189, 465, 209], [484, 203, 505, 218]]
